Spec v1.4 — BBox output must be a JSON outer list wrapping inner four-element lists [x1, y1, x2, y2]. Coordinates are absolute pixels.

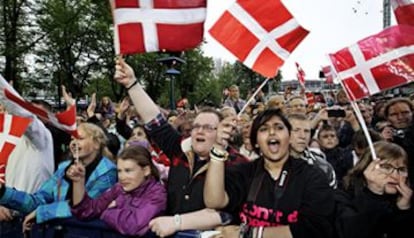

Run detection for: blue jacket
[[0, 157, 117, 223]]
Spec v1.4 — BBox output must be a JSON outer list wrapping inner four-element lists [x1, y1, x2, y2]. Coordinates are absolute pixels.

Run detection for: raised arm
[[203, 116, 237, 209], [114, 58, 160, 123]]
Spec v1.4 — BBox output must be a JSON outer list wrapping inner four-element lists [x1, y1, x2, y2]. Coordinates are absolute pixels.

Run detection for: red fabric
[[295, 62, 306, 88], [4, 89, 78, 138], [392, 0, 414, 26], [322, 65, 334, 84], [112, 0, 206, 54], [305, 92, 315, 106], [0, 114, 32, 183], [209, 0, 309, 78], [329, 25, 414, 101]]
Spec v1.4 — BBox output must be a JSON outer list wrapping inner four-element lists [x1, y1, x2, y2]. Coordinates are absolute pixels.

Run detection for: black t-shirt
[[224, 158, 335, 238]]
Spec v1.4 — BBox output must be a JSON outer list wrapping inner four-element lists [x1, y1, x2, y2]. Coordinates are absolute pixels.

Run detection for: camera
[[392, 129, 405, 138], [327, 109, 346, 118]]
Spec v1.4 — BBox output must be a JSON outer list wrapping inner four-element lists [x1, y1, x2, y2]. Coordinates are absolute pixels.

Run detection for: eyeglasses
[[376, 163, 408, 176], [191, 124, 217, 132]]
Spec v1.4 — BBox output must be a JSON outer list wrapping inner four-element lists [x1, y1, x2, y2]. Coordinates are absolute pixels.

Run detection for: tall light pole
[[157, 56, 186, 110], [383, 0, 391, 28]]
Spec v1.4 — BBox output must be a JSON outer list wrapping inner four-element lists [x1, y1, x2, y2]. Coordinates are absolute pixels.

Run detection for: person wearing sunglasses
[[334, 141, 413, 238]]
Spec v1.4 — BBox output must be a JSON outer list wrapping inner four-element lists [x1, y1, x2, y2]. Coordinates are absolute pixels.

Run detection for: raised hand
[[363, 160, 387, 195], [66, 161, 86, 183], [215, 115, 238, 151], [114, 57, 136, 88], [87, 93, 97, 118], [62, 85, 75, 106], [117, 96, 130, 120], [396, 175, 412, 210]]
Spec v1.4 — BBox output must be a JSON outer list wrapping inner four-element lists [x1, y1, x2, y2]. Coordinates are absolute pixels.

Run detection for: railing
[[29, 218, 156, 238]]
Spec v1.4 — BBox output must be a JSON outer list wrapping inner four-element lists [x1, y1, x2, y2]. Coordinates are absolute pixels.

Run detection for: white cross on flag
[[110, 0, 206, 54], [391, 0, 414, 26], [209, 0, 309, 78], [295, 62, 306, 88], [0, 114, 32, 183], [329, 25, 414, 101], [0, 75, 78, 137], [322, 65, 335, 84]]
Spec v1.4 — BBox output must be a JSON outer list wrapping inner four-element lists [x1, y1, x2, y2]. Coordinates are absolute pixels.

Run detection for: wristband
[[126, 80, 139, 90], [210, 147, 228, 162], [173, 214, 181, 231]]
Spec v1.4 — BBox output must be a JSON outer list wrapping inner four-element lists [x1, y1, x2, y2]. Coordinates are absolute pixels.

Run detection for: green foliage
[[1, 0, 282, 107]]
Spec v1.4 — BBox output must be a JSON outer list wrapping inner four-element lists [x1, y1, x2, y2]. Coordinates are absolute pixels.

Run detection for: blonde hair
[[78, 123, 108, 154]]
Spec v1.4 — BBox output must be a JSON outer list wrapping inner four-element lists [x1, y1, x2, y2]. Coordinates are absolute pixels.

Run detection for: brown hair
[[343, 141, 407, 191], [384, 97, 414, 118], [117, 145, 160, 180]]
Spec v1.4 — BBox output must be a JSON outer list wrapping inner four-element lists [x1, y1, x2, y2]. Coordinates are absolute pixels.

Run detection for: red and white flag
[[391, 0, 414, 26], [0, 114, 32, 183], [0, 75, 78, 137], [110, 0, 206, 54], [209, 0, 309, 78], [322, 65, 335, 84], [329, 25, 414, 101], [305, 92, 315, 106], [295, 62, 306, 88]]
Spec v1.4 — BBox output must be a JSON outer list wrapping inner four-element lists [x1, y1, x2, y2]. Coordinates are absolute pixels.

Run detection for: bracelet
[[210, 148, 228, 162], [125, 80, 139, 90], [173, 214, 181, 231]]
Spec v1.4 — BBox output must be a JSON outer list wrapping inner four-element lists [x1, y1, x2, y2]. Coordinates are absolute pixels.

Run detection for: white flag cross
[[337, 44, 414, 96], [0, 114, 23, 152], [113, 0, 206, 52], [227, 3, 299, 68]]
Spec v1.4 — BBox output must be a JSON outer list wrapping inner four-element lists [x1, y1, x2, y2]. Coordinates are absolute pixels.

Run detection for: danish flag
[[322, 65, 335, 84], [295, 62, 306, 88], [209, 0, 309, 78], [0, 75, 78, 137], [110, 0, 206, 54], [0, 114, 32, 183], [329, 25, 414, 101], [391, 0, 414, 26], [305, 92, 315, 106]]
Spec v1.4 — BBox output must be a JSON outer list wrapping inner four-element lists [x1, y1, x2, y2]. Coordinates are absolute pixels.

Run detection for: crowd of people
[[0, 58, 413, 238]]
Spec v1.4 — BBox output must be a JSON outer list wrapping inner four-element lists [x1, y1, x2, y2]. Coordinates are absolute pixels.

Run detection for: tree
[[0, 0, 39, 91], [30, 0, 115, 105]]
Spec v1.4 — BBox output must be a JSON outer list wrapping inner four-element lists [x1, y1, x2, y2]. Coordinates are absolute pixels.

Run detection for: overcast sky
[[202, 0, 392, 81]]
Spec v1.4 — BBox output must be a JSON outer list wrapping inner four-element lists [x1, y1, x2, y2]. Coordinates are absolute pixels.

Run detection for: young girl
[[68, 145, 167, 236], [204, 109, 334, 238]]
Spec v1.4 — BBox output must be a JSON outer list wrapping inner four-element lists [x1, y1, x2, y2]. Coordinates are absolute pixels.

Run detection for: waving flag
[[0, 75, 78, 137], [305, 92, 315, 106], [322, 65, 335, 84], [0, 114, 32, 183], [110, 0, 206, 54], [295, 62, 306, 88], [209, 0, 309, 78], [329, 25, 414, 101], [391, 0, 414, 26]]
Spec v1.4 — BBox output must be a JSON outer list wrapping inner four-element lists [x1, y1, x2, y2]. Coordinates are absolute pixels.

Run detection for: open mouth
[[268, 139, 280, 153]]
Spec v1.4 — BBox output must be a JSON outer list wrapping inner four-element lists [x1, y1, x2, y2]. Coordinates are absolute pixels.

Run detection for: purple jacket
[[71, 178, 166, 236]]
